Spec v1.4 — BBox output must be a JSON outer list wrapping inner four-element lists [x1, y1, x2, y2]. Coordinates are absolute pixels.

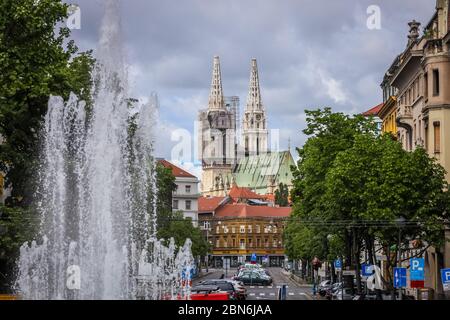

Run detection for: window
[[203, 221, 210, 230], [232, 238, 236, 247], [256, 225, 261, 233], [256, 238, 261, 248], [224, 239, 228, 248], [248, 225, 252, 233], [216, 226, 220, 234], [185, 200, 191, 210], [185, 185, 191, 194], [434, 121, 441, 153], [173, 200, 179, 210], [265, 239, 269, 248], [240, 239, 245, 249], [248, 238, 253, 248], [433, 69, 440, 96], [216, 239, 220, 248], [424, 73, 428, 98], [273, 240, 277, 248], [223, 226, 228, 234], [240, 225, 245, 233], [232, 226, 236, 234]]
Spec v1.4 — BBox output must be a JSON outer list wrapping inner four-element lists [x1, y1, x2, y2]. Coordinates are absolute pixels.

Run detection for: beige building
[[381, 0, 450, 298]]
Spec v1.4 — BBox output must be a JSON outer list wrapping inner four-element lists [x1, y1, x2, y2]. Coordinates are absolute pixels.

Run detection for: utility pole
[[396, 217, 406, 301]]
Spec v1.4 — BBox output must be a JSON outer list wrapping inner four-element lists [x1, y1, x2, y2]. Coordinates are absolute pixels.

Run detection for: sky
[[67, 0, 436, 177]]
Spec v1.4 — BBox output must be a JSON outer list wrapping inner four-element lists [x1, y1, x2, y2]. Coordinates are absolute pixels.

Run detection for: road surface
[[193, 267, 313, 300]]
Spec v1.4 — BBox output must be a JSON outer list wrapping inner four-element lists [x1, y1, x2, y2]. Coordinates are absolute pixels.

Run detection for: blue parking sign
[[441, 268, 450, 291], [410, 258, 425, 281], [334, 259, 342, 271], [361, 264, 374, 277], [394, 267, 407, 288]]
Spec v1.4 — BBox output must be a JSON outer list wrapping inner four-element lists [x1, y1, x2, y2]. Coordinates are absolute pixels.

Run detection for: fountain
[[15, 0, 193, 300]]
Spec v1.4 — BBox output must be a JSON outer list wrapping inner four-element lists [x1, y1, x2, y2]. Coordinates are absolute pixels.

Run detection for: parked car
[[228, 280, 247, 300], [235, 271, 272, 286], [190, 285, 230, 301], [198, 280, 239, 300]]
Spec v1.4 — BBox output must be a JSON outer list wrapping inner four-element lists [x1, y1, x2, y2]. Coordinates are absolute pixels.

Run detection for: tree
[[275, 183, 289, 207], [286, 108, 376, 275], [0, 0, 94, 204], [158, 211, 209, 258], [154, 162, 209, 258], [325, 133, 450, 292]]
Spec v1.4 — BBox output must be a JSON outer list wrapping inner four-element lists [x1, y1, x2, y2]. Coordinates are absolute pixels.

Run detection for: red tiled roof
[[215, 203, 291, 218], [362, 103, 383, 116], [198, 196, 226, 213], [229, 185, 266, 200], [158, 159, 196, 178]]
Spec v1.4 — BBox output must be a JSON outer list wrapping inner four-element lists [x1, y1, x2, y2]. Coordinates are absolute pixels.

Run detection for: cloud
[[67, 0, 437, 159]]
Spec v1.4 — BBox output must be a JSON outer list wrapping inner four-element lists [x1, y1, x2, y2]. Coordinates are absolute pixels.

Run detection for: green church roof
[[230, 151, 296, 194]]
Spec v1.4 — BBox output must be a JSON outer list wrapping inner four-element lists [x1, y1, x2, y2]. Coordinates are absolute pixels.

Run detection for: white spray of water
[[15, 0, 193, 300]]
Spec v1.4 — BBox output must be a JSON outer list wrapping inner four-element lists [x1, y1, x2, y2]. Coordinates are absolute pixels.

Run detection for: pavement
[[193, 267, 314, 301]]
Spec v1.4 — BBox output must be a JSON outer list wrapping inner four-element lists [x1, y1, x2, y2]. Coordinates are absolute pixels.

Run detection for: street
[[193, 267, 313, 300]]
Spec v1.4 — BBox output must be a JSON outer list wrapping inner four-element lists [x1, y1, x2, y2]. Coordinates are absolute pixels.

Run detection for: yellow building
[[198, 192, 291, 267], [379, 96, 398, 136]]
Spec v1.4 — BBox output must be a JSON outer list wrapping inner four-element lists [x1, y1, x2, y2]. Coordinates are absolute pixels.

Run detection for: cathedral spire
[[208, 56, 225, 110], [246, 58, 263, 111]]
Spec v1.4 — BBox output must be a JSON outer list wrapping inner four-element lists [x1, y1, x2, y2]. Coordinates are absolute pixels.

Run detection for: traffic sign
[[361, 264, 374, 277], [441, 268, 450, 291], [251, 253, 257, 262], [394, 267, 407, 288], [334, 259, 342, 271], [410, 258, 425, 288]]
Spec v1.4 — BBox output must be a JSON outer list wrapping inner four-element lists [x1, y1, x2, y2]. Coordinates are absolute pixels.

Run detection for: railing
[[397, 105, 412, 118]]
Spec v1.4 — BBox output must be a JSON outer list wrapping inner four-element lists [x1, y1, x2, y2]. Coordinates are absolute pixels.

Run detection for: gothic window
[[434, 121, 441, 153]]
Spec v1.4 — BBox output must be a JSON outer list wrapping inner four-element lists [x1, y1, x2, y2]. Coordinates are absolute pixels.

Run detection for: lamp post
[[396, 217, 406, 301]]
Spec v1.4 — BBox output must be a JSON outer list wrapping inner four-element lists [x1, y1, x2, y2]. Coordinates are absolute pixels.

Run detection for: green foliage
[[286, 108, 449, 285], [158, 211, 210, 258], [155, 163, 209, 257], [0, 205, 38, 290], [0, 0, 94, 202], [274, 183, 289, 207]]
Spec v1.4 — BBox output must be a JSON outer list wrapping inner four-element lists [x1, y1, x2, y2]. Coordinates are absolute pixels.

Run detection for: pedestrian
[[220, 274, 225, 279]]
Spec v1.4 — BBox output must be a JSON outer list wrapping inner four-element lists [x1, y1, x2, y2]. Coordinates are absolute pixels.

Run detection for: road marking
[[270, 293, 275, 296], [259, 293, 265, 296], [258, 286, 264, 289], [299, 293, 306, 295], [250, 286, 255, 289], [249, 293, 255, 296], [288, 292, 294, 296], [267, 286, 273, 289]]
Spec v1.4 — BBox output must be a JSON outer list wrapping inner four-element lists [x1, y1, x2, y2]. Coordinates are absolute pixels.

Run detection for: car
[[228, 280, 247, 300], [190, 285, 230, 301], [235, 271, 272, 286], [198, 280, 239, 300]]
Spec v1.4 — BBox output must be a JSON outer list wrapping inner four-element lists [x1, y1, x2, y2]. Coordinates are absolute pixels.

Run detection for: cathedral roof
[[231, 151, 296, 195]]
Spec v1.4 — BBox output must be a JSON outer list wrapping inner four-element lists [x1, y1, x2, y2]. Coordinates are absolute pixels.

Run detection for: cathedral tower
[[198, 56, 237, 196], [242, 59, 268, 156]]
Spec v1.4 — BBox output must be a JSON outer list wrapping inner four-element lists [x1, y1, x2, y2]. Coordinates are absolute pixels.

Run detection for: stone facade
[[380, 0, 450, 298]]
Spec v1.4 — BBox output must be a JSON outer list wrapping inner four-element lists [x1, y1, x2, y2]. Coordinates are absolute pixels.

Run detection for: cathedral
[[198, 56, 294, 196]]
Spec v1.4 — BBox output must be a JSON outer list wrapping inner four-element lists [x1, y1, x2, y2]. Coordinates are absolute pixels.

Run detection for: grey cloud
[[67, 0, 437, 158]]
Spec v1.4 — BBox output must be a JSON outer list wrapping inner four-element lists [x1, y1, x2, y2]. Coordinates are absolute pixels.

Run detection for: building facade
[[198, 192, 291, 268], [380, 0, 450, 298], [158, 159, 200, 226]]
